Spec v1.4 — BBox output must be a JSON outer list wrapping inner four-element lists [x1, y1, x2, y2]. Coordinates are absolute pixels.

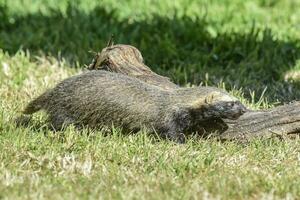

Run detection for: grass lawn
[[1, 0, 300, 199]]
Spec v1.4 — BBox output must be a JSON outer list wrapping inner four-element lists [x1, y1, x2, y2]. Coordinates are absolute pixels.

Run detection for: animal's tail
[[23, 91, 50, 114]]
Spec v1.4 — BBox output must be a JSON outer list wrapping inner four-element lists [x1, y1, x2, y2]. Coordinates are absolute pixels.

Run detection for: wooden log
[[221, 102, 300, 140], [88, 44, 300, 141]]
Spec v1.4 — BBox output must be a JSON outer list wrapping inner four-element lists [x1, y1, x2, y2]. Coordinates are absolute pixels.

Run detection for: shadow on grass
[[1, 4, 300, 102]]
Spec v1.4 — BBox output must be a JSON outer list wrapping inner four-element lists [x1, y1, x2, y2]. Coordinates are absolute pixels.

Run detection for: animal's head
[[190, 91, 247, 120]]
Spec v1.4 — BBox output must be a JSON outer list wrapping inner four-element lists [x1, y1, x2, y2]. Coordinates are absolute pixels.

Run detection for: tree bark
[[88, 45, 177, 90], [88, 44, 300, 141]]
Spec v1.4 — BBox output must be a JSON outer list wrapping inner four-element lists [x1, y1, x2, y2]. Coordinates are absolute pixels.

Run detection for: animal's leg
[[48, 112, 76, 131], [161, 107, 191, 143]]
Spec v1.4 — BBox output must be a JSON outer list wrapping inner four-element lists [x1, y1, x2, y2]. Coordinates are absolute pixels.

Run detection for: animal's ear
[[189, 91, 222, 109]]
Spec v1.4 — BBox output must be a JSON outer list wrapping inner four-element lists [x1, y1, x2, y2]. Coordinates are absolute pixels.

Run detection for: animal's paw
[[166, 132, 186, 144]]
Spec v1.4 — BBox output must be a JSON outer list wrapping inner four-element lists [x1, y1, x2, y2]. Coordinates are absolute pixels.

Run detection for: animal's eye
[[228, 102, 235, 107]]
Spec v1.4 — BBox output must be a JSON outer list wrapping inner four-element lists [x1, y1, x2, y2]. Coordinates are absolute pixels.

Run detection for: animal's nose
[[239, 103, 248, 114], [233, 101, 248, 114]]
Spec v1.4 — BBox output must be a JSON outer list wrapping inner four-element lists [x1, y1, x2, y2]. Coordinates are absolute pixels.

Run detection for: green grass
[[1, 0, 300, 199]]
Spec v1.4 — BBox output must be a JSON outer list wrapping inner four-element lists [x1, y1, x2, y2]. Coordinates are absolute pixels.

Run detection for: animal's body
[[23, 71, 246, 143]]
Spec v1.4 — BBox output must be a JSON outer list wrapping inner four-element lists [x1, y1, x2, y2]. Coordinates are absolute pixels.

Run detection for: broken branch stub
[[88, 45, 177, 90]]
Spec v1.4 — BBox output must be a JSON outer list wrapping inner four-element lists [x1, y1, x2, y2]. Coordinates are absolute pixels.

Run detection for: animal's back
[[36, 71, 171, 130]]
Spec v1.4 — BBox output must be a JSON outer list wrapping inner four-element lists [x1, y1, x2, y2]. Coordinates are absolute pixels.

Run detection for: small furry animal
[[22, 71, 247, 143]]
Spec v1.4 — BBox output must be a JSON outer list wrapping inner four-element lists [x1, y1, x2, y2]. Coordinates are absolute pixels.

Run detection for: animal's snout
[[234, 101, 247, 112], [228, 101, 248, 119]]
